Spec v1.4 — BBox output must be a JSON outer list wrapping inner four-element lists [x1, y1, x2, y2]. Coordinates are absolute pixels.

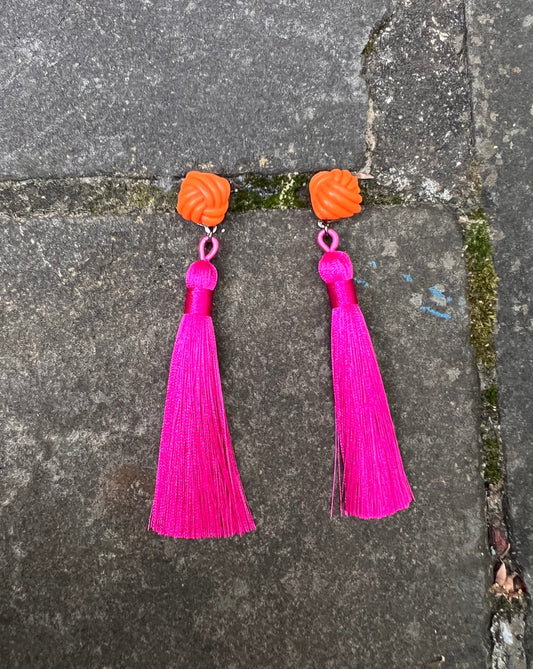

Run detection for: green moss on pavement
[[463, 209, 498, 368], [484, 437, 503, 485], [230, 173, 310, 212]]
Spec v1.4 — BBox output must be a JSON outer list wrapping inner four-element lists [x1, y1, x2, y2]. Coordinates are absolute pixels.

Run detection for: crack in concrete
[[360, 7, 394, 176]]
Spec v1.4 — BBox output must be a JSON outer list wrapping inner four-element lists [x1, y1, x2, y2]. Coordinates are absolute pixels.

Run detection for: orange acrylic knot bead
[[309, 169, 362, 221], [177, 171, 231, 227]]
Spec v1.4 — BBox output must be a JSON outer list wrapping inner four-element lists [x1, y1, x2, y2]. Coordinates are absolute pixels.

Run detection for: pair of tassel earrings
[[149, 169, 414, 539]]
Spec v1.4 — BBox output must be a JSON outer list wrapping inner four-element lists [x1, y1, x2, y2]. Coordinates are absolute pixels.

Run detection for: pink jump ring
[[199, 235, 219, 261], [317, 228, 339, 253]]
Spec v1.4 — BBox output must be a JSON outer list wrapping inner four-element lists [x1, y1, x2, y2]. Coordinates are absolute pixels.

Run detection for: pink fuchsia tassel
[[318, 229, 414, 519], [149, 236, 255, 538]]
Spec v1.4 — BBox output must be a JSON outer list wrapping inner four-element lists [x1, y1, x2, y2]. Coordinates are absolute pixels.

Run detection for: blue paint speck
[[368, 261, 377, 269], [402, 274, 413, 282], [447, 296, 452, 303], [420, 306, 451, 320], [355, 278, 370, 288], [429, 286, 445, 299]]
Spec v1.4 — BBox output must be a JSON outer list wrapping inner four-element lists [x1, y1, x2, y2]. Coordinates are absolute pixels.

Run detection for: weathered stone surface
[[467, 0, 533, 655], [1, 208, 487, 667], [0, 0, 386, 179], [364, 0, 473, 202]]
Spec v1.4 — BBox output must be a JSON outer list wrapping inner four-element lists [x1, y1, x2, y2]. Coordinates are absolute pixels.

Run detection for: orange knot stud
[[177, 171, 231, 227], [309, 169, 362, 221]]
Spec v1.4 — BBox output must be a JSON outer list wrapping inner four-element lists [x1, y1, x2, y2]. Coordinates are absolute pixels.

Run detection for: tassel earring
[[149, 171, 255, 538], [309, 169, 414, 519]]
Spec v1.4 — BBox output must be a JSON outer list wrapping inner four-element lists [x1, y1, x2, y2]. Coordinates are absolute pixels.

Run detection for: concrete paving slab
[[363, 0, 472, 202], [0, 207, 487, 667], [467, 0, 533, 656], [0, 0, 386, 179]]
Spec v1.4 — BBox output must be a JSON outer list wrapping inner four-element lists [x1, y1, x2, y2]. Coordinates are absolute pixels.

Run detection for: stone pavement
[[1, 0, 385, 177], [1, 209, 487, 667], [468, 5, 533, 663], [0, 0, 531, 667]]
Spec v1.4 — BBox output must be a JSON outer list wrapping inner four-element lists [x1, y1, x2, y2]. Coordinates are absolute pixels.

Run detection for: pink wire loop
[[317, 228, 339, 253], [199, 235, 219, 262]]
